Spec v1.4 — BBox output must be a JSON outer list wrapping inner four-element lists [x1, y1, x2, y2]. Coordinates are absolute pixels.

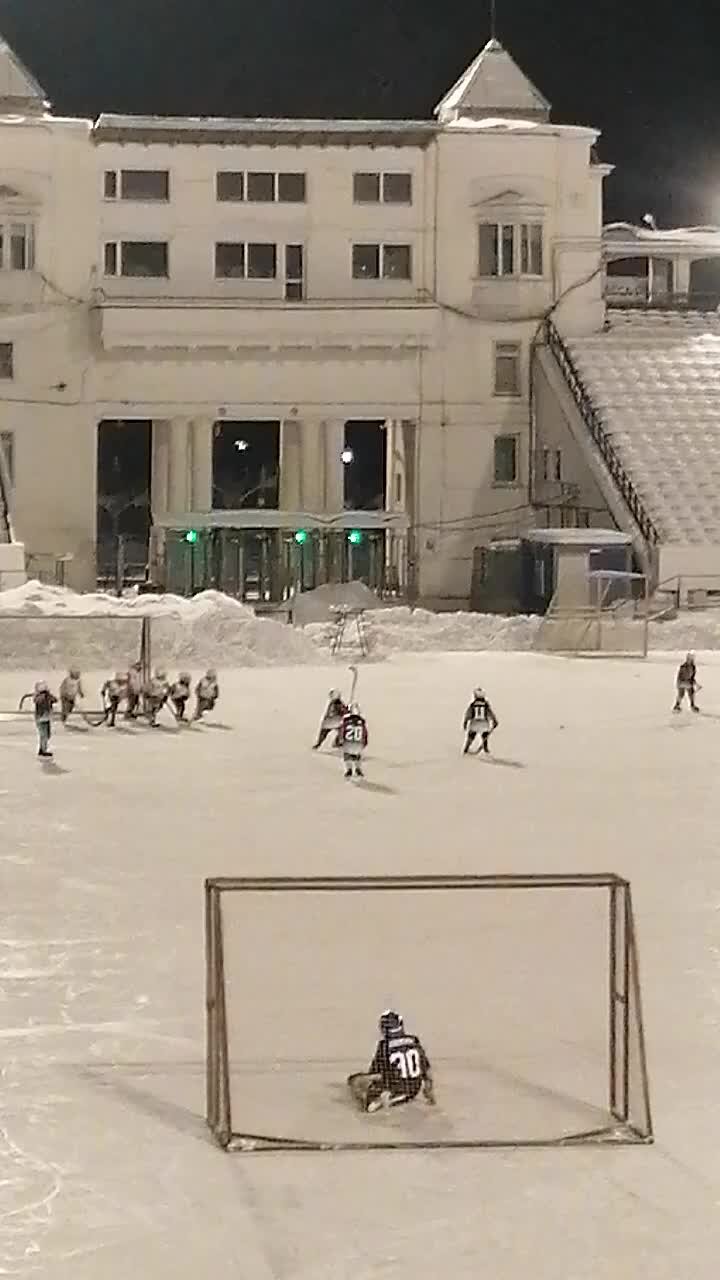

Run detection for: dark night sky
[[0, 0, 718, 226]]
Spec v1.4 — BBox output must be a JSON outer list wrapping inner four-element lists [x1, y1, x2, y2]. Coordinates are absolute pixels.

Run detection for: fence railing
[[544, 318, 660, 548]]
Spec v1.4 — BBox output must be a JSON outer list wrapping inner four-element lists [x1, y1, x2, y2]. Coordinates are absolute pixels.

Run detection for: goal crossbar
[[205, 873, 653, 1153]]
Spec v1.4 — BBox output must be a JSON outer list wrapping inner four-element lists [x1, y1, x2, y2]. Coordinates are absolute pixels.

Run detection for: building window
[[479, 222, 543, 278], [104, 170, 170, 201], [0, 223, 35, 272], [494, 342, 522, 396], [0, 343, 13, 378], [494, 435, 519, 485], [352, 243, 412, 280], [216, 171, 245, 202], [0, 429, 13, 484], [215, 242, 246, 279], [542, 447, 563, 481], [353, 172, 412, 204], [103, 241, 169, 278], [247, 172, 276, 202], [277, 172, 307, 203], [247, 242, 277, 279], [218, 171, 307, 203], [284, 243, 304, 301]]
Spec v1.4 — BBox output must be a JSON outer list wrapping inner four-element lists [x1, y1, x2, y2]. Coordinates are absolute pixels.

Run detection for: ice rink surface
[[1, 650, 719, 1278]]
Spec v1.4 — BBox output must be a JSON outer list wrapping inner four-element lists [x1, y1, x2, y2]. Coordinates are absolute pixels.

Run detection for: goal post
[[535, 571, 649, 658], [205, 874, 653, 1152], [0, 613, 152, 681]]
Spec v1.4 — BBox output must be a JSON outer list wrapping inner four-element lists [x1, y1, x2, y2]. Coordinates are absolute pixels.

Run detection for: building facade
[[0, 35, 608, 604]]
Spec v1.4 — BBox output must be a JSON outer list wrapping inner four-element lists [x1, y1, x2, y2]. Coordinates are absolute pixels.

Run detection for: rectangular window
[[494, 435, 519, 485], [0, 343, 13, 379], [382, 173, 412, 204], [353, 172, 381, 203], [542, 447, 563, 481], [284, 243, 304, 301], [277, 172, 306, 203], [0, 429, 13, 483], [0, 222, 35, 272], [247, 172, 275, 202], [104, 170, 171, 201], [247, 242, 277, 279], [216, 171, 245, 202], [382, 244, 412, 280], [479, 222, 544, 278], [215, 242, 246, 279], [104, 241, 169, 278], [494, 342, 522, 396], [353, 243, 380, 279], [521, 223, 543, 276]]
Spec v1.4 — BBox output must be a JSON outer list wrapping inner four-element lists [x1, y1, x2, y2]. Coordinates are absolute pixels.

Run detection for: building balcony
[[94, 296, 438, 354]]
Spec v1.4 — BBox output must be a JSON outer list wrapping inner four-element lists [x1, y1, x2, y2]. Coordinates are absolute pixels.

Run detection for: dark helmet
[[379, 1009, 404, 1037]]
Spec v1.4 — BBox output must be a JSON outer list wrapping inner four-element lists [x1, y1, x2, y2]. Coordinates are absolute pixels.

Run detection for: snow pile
[[306, 606, 543, 655], [648, 610, 720, 651], [0, 581, 319, 670], [291, 581, 384, 627]]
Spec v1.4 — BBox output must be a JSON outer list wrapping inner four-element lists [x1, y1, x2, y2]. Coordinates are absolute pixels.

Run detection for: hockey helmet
[[179, 671, 191, 684], [155, 668, 167, 680], [350, 702, 361, 715], [329, 689, 340, 700], [474, 687, 484, 699], [686, 651, 695, 662], [35, 680, 48, 693], [379, 1009, 404, 1036], [69, 666, 81, 679], [114, 671, 125, 682], [206, 668, 217, 680]]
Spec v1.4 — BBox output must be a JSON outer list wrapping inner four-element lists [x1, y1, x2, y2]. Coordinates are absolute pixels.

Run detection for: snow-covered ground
[[2, 651, 720, 1279]]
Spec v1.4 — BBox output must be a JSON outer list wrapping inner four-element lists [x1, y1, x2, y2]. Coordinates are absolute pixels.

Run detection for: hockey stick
[[349, 665, 359, 704]]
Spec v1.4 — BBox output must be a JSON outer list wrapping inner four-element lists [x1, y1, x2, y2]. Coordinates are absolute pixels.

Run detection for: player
[[101, 672, 126, 727], [194, 669, 219, 721], [347, 1010, 435, 1113], [145, 668, 170, 727], [462, 687, 499, 754], [169, 672, 192, 721], [125, 661, 143, 719], [59, 667, 84, 723], [673, 652, 699, 713], [339, 702, 368, 778], [20, 681, 58, 757], [312, 689, 348, 750]]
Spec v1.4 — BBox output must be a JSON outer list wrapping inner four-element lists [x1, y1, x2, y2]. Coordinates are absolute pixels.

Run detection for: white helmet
[[350, 702, 361, 715], [35, 680, 48, 693], [474, 687, 484, 699], [329, 689, 340, 699]]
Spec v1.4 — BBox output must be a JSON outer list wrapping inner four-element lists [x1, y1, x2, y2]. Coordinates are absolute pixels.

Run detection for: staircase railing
[[544, 318, 660, 547]]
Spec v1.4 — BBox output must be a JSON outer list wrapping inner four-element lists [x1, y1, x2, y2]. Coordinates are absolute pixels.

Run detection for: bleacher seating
[[566, 310, 720, 545]]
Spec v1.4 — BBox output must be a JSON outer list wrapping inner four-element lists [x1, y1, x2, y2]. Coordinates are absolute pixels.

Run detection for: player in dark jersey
[[348, 1010, 435, 1112], [339, 702, 368, 778], [462, 687, 498, 754], [673, 652, 699, 712], [312, 690, 348, 750]]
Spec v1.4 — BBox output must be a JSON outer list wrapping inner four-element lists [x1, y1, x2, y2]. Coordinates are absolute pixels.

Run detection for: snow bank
[[306, 606, 543, 654], [0, 581, 319, 670], [647, 611, 720, 651], [291, 581, 383, 627]]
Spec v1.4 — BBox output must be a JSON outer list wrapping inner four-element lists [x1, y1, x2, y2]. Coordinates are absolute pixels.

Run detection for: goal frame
[[205, 873, 654, 1153]]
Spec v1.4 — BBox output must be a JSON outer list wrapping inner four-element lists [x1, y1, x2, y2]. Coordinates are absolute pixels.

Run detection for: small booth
[[472, 527, 634, 615]]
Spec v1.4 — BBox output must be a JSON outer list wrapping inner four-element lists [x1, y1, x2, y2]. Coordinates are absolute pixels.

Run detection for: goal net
[[205, 874, 653, 1152], [535, 571, 649, 658], [0, 613, 152, 711]]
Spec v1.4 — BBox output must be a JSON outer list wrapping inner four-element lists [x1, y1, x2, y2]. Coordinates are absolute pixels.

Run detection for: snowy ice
[[1, 646, 720, 1278]]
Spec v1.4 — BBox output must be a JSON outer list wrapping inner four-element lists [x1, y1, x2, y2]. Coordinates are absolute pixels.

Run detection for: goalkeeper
[[348, 1010, 435, 1113]]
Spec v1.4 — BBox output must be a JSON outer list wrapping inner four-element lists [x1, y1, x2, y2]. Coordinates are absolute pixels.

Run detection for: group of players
[[20, 665, 220, 758], [313, 683, 499, 780]]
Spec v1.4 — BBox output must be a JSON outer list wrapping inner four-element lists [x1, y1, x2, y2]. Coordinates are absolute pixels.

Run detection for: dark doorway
[[343, 420, 387, 510], [689, 259, 720, 308], [96, 420, 152, 586], [212, 421, 280, 510]]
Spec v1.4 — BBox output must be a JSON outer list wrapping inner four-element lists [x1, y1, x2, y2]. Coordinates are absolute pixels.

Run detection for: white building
[[0, 34, 608, 603]]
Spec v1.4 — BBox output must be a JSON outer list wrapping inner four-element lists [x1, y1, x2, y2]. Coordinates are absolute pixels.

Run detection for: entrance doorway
[[96, 420, 152, 588], [212, 421, 280, 510]]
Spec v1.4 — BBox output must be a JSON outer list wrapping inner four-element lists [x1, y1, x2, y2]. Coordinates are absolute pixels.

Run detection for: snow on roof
[[604, 222, 720, 254], [435, 38, 550, 123], [0, 37, 47, 108], [93, 114, 438, 147], [445, 114, 598, 139]]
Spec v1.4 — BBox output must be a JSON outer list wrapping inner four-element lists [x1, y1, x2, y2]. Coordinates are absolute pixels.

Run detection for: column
[[300, 418, 325, 512], [674, 256, 690, 299], [191, 416, 213, 512], [151, 419, 170, 517], [168, 417, 191, 513], [323, 418, 345, 514], [280, 417, 302, 511]]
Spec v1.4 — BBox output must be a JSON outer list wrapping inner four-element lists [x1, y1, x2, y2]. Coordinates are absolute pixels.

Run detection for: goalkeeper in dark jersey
[[348, 1010, 435, 1112]]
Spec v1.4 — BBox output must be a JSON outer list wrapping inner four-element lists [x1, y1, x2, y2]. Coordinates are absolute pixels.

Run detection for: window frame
[[216, 171, 245, 203], [0, 221, 35, 273], [493, 433, 520, 486], [103, 169, 171, 202], [214, 241, 247, 280], [0, 343, 13, 380], [103, 239, 170, 279], [493, 341, 522, 397], [353, 171, 413, 205], [352, 242, 413, 281], [478, 221, 544, 279]]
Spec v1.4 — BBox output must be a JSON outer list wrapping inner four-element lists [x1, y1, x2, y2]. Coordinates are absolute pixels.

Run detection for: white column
[[168, 417, 191, 513], [323, 419, 345, 514], [301, 418, 325, 512], [191, 416, 213, 512], [674, 256, 691, 298], [151, 419, 170, 517], [280, 417, 302, 511]]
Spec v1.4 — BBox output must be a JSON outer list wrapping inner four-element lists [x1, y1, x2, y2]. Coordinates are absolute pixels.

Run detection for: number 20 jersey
[[370, 1032, 431, 1099]]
